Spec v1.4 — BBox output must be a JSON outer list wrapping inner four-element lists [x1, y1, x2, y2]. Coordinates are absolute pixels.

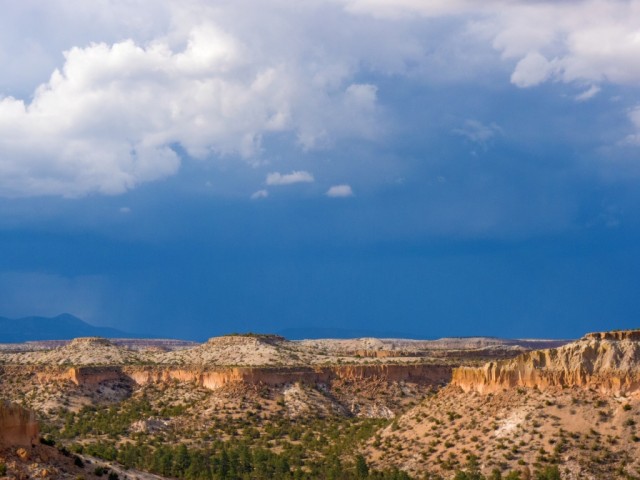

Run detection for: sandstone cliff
[[36, 363, 452, 390], [0, 402, 39, 447], [452, 329, 640, 394]]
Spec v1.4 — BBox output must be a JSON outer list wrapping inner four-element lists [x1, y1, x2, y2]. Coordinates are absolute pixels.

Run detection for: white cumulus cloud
[[0, 4, 387, 198], [326, 184, 354, 197], [266, 171, 315, 186], [4, 1, 640, 197]]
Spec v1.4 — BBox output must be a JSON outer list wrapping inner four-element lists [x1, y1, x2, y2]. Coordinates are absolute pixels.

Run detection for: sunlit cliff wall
[[34, 363, 452, 390], [452, 330, 640, 394], [0, 402, 39, 447]]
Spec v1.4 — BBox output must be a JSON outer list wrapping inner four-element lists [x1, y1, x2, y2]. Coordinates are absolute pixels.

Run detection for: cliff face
[[35, 363, 452, 390], [127, 363, 452, 389], [452, 330, 640, 394], [0, 402, 39, 447]]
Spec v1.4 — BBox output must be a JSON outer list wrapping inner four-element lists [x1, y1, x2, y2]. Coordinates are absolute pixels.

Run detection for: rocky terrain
[[300, 336, 568, 355], [367, 330, 640, 479], [0, 333, 566, 418], [2, 330, 639, 479], [0, 334, 488, 418], [1, 333, 562, 367], [0, 333, 535, 479]]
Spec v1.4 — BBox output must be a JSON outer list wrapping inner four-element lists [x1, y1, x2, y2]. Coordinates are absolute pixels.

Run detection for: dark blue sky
[[1, 1, 640, 340]]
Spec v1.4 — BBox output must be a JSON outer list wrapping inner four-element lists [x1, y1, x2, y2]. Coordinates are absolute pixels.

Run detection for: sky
[[1, 0, 640, 340]]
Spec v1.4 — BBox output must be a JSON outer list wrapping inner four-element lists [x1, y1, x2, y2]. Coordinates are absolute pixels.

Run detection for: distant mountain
[[0, 313, 135, 343]]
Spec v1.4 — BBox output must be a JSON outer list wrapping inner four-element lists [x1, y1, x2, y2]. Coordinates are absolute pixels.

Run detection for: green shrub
[[535, 465, 561, 480]]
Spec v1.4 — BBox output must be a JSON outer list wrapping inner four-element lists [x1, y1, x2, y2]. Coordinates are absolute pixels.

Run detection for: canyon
[[1, 330, 639, 479], [31, 363, 452, 389]]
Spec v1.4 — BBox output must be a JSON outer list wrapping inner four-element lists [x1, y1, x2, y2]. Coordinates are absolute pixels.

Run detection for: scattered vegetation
[[39, 383, 413, 480]]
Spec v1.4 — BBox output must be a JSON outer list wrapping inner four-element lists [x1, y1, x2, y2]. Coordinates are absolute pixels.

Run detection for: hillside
[[366, 329, 640, 479], [1, 337, 145, 366]]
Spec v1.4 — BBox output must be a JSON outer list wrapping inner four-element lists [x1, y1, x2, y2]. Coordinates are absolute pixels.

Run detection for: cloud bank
[[2, 0, 640, 197], [0, 3, 382, 197]]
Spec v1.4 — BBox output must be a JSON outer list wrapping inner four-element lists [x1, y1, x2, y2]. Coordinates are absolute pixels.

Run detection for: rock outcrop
[[0, 402, 39, 447], [452, 329, 640, 394]]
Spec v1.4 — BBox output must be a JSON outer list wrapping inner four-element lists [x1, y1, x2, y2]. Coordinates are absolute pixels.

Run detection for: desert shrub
[[535, 465, 561, 480], [453, 472, 481, 480], [488, 468, 503, 480]]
